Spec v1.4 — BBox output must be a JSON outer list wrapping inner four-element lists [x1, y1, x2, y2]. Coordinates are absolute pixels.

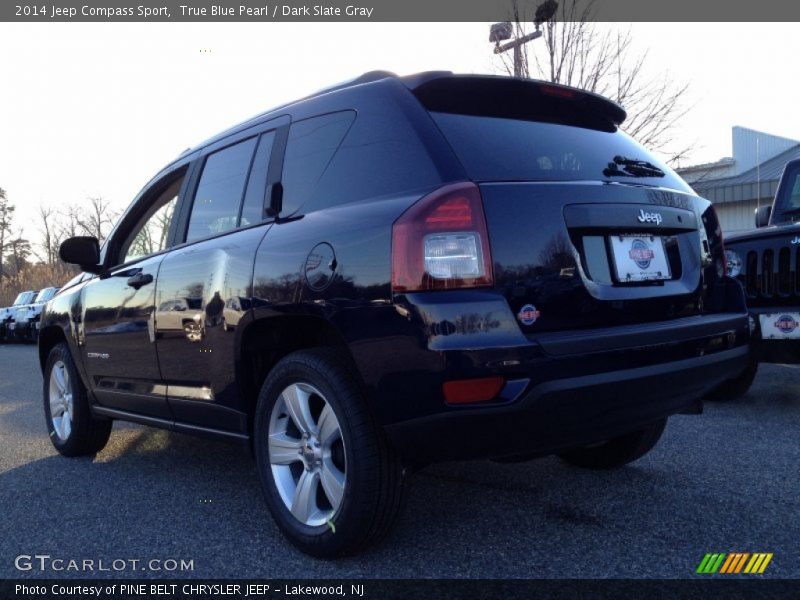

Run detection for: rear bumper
[[356, 306, 750, 463], [385, 344, 749, 463]]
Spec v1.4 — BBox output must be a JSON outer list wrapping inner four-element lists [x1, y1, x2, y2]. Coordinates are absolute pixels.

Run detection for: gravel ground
[[0, 343, 798, 579]]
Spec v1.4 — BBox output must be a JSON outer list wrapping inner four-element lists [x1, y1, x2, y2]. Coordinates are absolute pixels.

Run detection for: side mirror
[[59, 236, 102, 273], [755, 205, 772, 228]]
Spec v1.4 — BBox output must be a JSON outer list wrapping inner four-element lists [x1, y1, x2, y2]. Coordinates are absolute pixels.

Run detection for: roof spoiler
[[406, 73, 627, 128]]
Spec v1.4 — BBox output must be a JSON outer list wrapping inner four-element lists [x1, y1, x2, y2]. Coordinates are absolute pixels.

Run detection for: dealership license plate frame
[[610, 234, 671, 283], [759, 312, 800, 339]]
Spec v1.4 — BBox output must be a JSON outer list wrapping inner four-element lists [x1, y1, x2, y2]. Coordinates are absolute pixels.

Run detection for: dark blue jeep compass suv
[[41, 72, 749, 557]]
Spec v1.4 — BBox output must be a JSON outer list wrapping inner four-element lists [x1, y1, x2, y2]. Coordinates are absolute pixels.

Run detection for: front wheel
[[254, 348, 406, 558], [558, 419, 667, 470], [44, 342, 112, 456]]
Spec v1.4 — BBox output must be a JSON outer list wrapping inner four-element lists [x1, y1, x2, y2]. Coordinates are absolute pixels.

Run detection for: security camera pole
[[490, 0, 559, 78]]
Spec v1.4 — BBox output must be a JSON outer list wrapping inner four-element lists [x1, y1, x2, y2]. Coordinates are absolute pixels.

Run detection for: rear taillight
[[392, 182, 493, 292]]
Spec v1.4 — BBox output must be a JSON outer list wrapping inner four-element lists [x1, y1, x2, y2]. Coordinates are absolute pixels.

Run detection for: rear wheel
[[558, 419, 667, 470], [705, 358, 758, 402], [44, 342, 112, 456], [254, 348, 406, 557]]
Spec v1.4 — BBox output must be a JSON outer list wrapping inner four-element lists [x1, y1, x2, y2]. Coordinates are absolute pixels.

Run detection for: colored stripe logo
[[696, 553, 773, 574]]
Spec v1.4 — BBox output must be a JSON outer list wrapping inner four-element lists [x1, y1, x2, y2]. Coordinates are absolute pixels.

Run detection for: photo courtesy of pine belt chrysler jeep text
[[40, 72, 750, 557]]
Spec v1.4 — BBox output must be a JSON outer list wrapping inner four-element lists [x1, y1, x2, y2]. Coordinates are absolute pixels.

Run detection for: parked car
[[12, 286, 59, 342], [155, 297, 204, 341], [0, 290, 38, 342], [40, 72, 750, 557], [715, 158, 800, 398]]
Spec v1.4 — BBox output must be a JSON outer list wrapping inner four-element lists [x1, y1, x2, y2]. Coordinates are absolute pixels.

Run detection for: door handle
[[127, 273, 153, 289]]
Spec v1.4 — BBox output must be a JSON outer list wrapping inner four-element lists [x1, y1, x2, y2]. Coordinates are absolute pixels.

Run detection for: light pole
[[490, 0, 559, 78]]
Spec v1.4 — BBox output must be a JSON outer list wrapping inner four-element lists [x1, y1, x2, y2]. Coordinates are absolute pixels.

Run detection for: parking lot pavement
[[0, 343, 798, 579]]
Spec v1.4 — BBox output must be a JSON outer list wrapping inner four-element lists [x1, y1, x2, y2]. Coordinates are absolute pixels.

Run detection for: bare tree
[[496, 0, 691, 162], [34, 204, 59, 267], [60, 203, 84, 241], [80, 196, 118, 243], [0, 188, 14, 282]]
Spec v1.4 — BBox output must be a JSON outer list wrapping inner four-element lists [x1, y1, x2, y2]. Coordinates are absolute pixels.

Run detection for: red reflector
[[443, 377, 504, 405]]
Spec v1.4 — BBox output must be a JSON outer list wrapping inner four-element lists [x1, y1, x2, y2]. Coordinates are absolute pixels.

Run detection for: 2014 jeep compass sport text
[[41, 72, 750, 557]]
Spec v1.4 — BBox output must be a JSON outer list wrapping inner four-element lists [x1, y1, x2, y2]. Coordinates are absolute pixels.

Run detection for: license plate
[[760, 313, 800, 339], [610, 234, 671, 282]]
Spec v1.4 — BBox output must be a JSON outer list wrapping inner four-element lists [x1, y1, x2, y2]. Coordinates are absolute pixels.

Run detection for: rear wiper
[[603, 155, 665, 178]]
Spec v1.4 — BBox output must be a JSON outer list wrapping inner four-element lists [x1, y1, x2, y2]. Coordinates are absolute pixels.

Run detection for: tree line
[[0, 187, 118, 306]]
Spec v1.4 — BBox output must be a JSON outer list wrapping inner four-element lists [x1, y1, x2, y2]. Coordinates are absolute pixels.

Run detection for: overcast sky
[[1, 22, 799, 244]]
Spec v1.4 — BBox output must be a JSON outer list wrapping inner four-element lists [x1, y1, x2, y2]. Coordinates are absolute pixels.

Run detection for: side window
[[121, 174, 184, 265], [280, 111, 355, 215], [239, 131, 275, 227], [186, 137, 257, 242]]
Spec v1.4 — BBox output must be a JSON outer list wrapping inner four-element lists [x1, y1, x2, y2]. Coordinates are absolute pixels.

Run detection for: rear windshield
[[431, 112, 689, 191]]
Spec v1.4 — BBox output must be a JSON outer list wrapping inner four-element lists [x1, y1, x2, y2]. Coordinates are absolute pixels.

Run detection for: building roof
[[692, 144, 800, 190], [677, 157, 734, 174], [689, 143, 800, 204]]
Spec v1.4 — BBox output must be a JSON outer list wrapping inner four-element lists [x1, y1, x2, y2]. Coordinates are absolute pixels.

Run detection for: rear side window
[[431, 113, 689, 191], [303, 111, 443, 212], [280, 112, 355, 215], [186, 137, 257, 242]]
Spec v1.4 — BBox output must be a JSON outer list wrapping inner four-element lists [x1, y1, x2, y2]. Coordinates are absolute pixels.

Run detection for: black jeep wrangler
[[41, 72, 749, 557], [718, 158, 800, 397]]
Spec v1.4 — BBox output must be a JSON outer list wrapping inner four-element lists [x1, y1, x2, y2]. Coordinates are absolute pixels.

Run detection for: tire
[[558, 419, 667, 470], [44, 342, 112, 457], [705, 359, 758, 402], [253, 348, 406, 558]]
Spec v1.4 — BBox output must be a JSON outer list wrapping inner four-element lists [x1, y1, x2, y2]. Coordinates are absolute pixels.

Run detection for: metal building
[[676, 127, 800, 235]]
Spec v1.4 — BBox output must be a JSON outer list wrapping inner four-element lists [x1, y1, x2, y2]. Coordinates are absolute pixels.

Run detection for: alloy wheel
[[268, 382, 347, 527], [49, 360, 74, 441]]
